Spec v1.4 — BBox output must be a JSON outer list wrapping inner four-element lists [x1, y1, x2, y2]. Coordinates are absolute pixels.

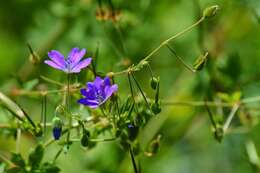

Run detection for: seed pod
[[34, 123, 43, 137], [214, 124, 223, 143], [203, 5, 219, 19], [81, 129, 90, 147], [52, 117, 62, 140], [151, 102, 161, 115], [150, 77, 159, 90], [193, 52, 208, 71]]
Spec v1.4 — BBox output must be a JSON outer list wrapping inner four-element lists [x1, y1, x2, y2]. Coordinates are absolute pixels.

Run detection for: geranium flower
[[44, 47, 92, 73], [78, 76, 118, 109]]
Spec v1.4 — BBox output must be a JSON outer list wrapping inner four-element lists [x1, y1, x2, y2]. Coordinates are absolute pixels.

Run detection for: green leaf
[[28, 144, 44, 169], [11, 153, 26, 168], [41, 162, 61, 173], [5, 167, 23, 173]]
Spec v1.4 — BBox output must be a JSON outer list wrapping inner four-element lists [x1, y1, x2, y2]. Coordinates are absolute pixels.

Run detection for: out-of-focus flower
[[44, 47, 92, 73], [78, 76, 118, 109]]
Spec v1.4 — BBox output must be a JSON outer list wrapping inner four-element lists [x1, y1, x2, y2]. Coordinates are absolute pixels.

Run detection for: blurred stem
[[223, 103, 240, 133], [131, 73, 150, 109], [66, 73, 71, 143], [53, 148, 63, 162], [0, 153, 15, 167], [162, 100, 233, 107], [129, 145, 139, 173], [16, 123, 21, 153], [40, 75, 64, 86]]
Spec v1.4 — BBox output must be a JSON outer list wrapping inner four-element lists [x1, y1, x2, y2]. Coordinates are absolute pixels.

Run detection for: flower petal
[[102, 84, 118, 103], [104, 76, 111, 86], [78, 98, 99, 109], [68, 48, 86, 65], [44, 60, 64, 70], [80, 88, 87, 96], [93, 76, 103, 88], [71, 58, 92, 73], [47, 50, 65, 68]]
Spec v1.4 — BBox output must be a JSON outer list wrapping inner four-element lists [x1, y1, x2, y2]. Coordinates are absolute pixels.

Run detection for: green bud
[[193, 52, 208, 71], [214, 124, 223, 143], [151, 102, 161, 115], [150, 77, 159, 90], [203, 5, 219, 19], [81, 129, 90, 147], [52, 117, 62, 128], [55, 105, 65, 116], [34, 123, 43, 137]]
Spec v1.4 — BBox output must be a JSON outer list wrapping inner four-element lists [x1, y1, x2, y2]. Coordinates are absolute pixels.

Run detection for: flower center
[[95, 90, 104, 103]]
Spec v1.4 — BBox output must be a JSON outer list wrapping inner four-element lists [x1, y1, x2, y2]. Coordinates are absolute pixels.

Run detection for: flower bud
[[127, 124, 139, 141], [81, 129, 90, 147], [29, 53, 40, 65], [214, 124, 223, 143], [203, 5, 219, 19], [34, 123, 43, 137], [151, 102, 161, 115], [193, 52, 208, 71], [150, 77, 159, 90], [52, 117, 62, 140]]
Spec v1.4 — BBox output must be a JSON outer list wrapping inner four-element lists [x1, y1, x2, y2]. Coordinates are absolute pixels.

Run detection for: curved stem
[[112, 16, 205, 76]]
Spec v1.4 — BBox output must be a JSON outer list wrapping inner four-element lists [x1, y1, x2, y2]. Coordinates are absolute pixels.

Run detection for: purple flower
[[78, 76, 118, 109], [44, 47, 92, 73]]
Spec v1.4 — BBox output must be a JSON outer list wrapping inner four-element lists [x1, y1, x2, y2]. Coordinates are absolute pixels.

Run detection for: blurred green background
[[0, 0, 260, 172]]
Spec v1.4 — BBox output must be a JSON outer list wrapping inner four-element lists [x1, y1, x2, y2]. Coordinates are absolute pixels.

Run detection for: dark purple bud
[[127, 124, 139, 141], [52, 127, 62, 140], [52, 117, 63, 140]]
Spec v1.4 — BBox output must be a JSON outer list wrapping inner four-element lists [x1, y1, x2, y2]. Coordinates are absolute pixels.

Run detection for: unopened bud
[[81, 129, 90, 147], [52, 117, 62, 140], [150, 77, 159, 90], [151, 102, 161, 115], [193, 52, 208, 71], [203, 5, 219, 19]]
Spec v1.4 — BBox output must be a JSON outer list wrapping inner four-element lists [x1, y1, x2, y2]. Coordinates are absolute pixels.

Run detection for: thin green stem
[[162, 100, 233, 107], [66, 73, 71, 143], [129, 145, 139, 173], [40, 75, 64, 86], [131, 73, 150, 109], [112, 16, 205, 76], [166, 43, 195, 73], [223, 103, 240, 133], [53, 148, 63, 162], [204, 100, 217, 129], [0, 153, 15, 167]]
